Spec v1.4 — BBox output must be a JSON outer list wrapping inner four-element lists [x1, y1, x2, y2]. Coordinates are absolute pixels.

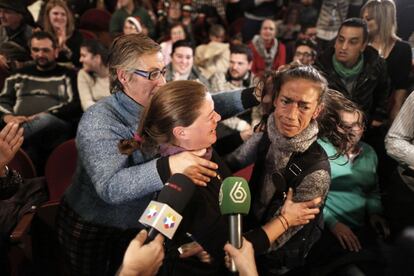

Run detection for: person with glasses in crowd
[[292, 39, 317, 65], [56, 33, 259, 276]]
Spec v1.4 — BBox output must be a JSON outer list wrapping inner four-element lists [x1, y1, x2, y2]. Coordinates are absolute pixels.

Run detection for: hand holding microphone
[[219, 176, 251, 273], [139, 173, 196, 242]]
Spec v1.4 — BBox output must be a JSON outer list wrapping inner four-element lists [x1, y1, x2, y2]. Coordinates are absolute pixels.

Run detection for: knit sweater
[[0, 64, 81, 122], [318, 139, 383, 229]]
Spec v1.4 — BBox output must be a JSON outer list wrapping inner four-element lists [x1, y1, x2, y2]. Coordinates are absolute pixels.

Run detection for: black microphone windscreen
[[157, 173, 195, 213]]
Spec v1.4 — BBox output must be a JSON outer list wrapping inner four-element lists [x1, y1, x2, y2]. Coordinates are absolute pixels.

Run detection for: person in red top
[[248, 19, 286, 76]]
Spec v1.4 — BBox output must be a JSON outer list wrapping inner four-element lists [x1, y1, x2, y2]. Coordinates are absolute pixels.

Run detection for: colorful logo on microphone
[[163, 213, 176, 229], [146, 204, 158, 219]]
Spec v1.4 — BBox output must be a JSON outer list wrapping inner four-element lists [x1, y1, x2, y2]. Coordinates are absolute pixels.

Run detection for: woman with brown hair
[[42, 0, 83, 67]]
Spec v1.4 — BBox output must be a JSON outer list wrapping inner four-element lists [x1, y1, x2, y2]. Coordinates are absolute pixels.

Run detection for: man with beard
[[0, 31, 81, 173], [210, 44, 256, 151]]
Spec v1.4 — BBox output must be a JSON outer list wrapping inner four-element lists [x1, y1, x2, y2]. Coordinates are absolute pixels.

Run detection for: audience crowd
[[1, 0, 414, 275]]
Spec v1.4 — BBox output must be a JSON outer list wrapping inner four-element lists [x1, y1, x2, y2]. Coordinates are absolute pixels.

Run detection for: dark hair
[[254, 63, 327, 131], [295, 38, 317, 56], [209, 24, 225, 37], [171, 39, 194, 55], [230, 44, 253, 62], [81, 39, 109, 66], [318, 89, 366, 156], [338, 17, 369, 44], [119, 80, 208, 155], [28, 31, 58, 49]]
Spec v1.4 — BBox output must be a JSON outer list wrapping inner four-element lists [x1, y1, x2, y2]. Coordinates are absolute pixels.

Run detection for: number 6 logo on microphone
[[230, 181, 247, 203]]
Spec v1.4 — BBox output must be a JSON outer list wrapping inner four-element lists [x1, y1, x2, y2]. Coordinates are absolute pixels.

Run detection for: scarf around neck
[[254, 114, 319, 222], [252, 35, 279, 70], [332, 54, 364, 79], [159, 143, 213, 160]]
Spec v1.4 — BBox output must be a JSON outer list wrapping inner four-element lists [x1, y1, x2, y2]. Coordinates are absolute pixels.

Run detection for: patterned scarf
[[252, 35, 279, 71], [254, 115, 319, 221]]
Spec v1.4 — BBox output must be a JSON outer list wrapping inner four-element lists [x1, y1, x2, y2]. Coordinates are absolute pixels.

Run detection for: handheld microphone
[[139, 173, 195, 241], [219, 176, 251, 272]]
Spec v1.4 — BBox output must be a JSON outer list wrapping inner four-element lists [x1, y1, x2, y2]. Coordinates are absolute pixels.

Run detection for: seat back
[[79, 8, 111, 32], [45, 139, 77, 202], [8, 148, 37, 178]]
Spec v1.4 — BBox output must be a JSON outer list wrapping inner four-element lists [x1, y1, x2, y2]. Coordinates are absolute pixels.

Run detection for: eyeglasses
[[294, 51, 313, 58], [131, 67, 167, 81]]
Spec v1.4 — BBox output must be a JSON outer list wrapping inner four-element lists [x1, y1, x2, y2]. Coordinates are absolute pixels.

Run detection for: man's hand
[[118, 230, 165, 276], [224, 238, 258, 276], [169, 150, 218, 186], [0, 123, 24, 175], [280, 188, 321, 227], [3, 114, 29, 125], [331, 222, 362, 252]]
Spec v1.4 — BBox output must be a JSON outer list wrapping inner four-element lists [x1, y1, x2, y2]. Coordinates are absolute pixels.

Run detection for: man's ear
[[312, 103, 324, 119]]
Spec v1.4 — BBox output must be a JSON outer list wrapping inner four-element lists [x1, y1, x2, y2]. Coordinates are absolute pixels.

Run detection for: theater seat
[[8, 148, 37, 179]]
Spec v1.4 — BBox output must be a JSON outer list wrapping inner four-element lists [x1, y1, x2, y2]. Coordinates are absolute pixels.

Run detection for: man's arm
[[385, 91, 414, 168], [212, 87, 258, 120]]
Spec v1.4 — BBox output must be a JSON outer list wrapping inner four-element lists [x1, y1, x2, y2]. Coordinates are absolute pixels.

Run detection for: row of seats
[[7, 139, 77, 276]]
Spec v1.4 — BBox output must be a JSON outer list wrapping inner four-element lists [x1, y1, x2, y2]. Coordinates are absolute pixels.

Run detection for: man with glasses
[[0, 31, 81, 173], [292, 39, 317, 65], [57, 33, 258, 275]]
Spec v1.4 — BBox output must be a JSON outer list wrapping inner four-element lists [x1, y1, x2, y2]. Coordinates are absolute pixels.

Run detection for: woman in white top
[[78, 39, 110, 111]]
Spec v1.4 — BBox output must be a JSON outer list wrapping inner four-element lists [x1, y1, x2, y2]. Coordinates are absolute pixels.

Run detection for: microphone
[[219, 176, 251, 272], [139, 173, 195, 241]]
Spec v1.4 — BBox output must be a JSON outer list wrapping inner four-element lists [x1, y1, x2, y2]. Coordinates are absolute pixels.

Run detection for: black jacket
[[315, 46, 390, 122]]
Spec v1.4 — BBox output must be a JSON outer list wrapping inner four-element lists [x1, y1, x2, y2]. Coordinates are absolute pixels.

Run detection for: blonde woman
[[361, 0, 412, 121], [42, 0, 83, 67]]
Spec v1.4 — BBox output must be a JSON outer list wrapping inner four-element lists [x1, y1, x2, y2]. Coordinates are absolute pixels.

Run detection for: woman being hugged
[[42, 0, 83, 68]]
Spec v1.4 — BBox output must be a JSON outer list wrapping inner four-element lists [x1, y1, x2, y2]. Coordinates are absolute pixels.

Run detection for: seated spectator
[[42, 0, 83, 68], [297, 24, 317, 41], [123, 16, 145, 35], [249, 19, 286, 77], [165, 40, 210, 89], [78, 39, 110, 111], [195, 24, 230, 81], [110, 0, 155, 38], [160, 23, 187, 66], [292, 38, 317, 65], [210, 44, 255, 151], [276, 4, 301, 44], [0, 31, 82, 173], [0, 0, 34, 50], [156, 0, 191, 41], [0, 122, 47, 275], [308, 90, 389, 275]]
